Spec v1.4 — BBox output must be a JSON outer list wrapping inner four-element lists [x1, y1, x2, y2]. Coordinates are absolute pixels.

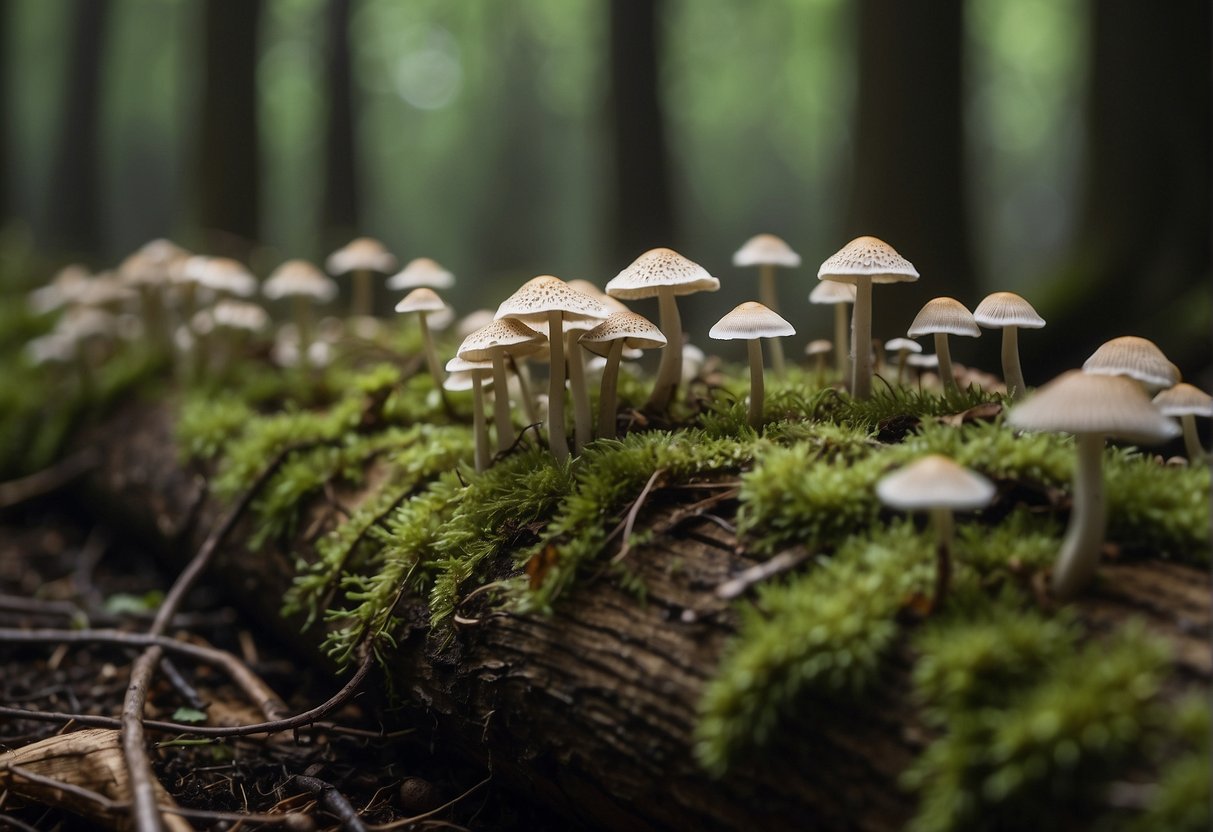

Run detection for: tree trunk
[[45, 0, 111, 257], [196, 0, 263, 258], [81, 403, 1210, 831], [606, 0, 676, 265], [322, 0, 358, 249], [847, 0, 973, 337]]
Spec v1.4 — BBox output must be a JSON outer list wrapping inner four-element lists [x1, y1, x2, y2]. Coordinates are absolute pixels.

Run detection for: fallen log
[[80, 402, 1210, 831]]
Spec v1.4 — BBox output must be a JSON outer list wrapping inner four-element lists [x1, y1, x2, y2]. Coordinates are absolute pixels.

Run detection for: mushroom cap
[[808, 280, 857, 304], [443, 370, 492, 392], [567, 279, 631, 314], [907, 297, 981, 338], [444, 355, 493, 375], [1007, 370, 1180, 444], [877, 454, 996, 511], [578, 310, 667, 357], [454, 308, 497, 340], [1082, 336, 1180, 390], [190, 257, 258, 298], [907, 352, 940, 368], [120, 239, 191, 286], [605, 247, 720, 300], [805, 339, 833, 356], [496, 275, 609, 325], [973, 291, 1045, 330], [456, 318, 545, 362], [29, 264, 91, 313], [212, 299, 269, 332], [1153, 382, 1213, 418], [885, 337, 923, 353], [55, 306, 117, 341], [325, 237, 398, 275], [264, 259, 337, 302], [386, 257, 455, 291], [394, 286, 447, 314], [817, 236, 919, 285], [709, 301, 796, 341], [733, 233, 801, 268]]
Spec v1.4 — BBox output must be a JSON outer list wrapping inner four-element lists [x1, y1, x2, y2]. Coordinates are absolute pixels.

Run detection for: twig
[[0, 813, 42, 832], [0, 449, 100, 509], [608, 468, 665, 564], [154, 655, 207, 712], [292, 774, 368, 832], [492, 421, 543, 463], [715, 548, 814, 600]]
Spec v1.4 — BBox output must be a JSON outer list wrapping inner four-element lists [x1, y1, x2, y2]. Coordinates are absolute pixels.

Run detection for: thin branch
[[0, 448, 100, 509], [608, 468, 664, 564], [291, 775, 368, 832], [715, 547, 814, 601]]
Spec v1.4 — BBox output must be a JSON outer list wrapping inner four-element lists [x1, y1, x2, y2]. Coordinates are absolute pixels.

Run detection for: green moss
[[1127, 695, 1211, 832], [1105, 449, 1211, 564]]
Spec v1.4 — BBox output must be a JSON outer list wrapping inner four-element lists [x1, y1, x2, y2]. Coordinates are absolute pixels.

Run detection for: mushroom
[[325, 236, 398, 319], [495, 276, 607, 463], [906, 297, 981, 397], [808, 280, 857, 385], [605, 248, 720, 413], [733, 233, 801, 376], [805, 339, 833, 383], [972, 291, 1045, 400], [1152, 382, 1212, 462], [119, 239, 191, 349], [394, 287, 450, 386], [456, 318, 545, 453], [708, 302, 795, 429], [817, 237, 919, 400], [264, 259, 338, 367], [1007, 370, 1179, 599], [386, 257, 455, 292], [445, 356, 494, 473], [876, 454, 995, 610], [1082, 335, 1180, 392], [28, 264, 91, 315], [883, 337, 922, 386], [579, 310, 667, 439], [210, 299, 269, 379]]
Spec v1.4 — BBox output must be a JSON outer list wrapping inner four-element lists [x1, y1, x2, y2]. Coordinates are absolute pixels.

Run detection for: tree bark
[[81, 403, 1211, 831], [322, 0, 358, 248]]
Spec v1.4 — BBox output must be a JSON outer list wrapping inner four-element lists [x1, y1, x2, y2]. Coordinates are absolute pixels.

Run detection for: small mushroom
[[876, 454, 995, 610], [708, 302, 795, 429], [387, 257, 455, 292], [906, 297, 981, 397], [210, 299, 269, 379], [457, 318, 545, 453], [1007, 370, 1179, 599], [733, 233, 801, 376], [394, 287, 450, 387], [804, 339, 833, 383], [1152, 382, 1212, 462], [883, 337, 922, 386], [189, 257, 258, 300], [264, 259, 338, 367], [445, 355, 495, 473], [326, 237, 398, 319], [972, 291, 1045, 400], [605, 248, 720, 413], [119, 239, 191, 349], [808, 280, 857, 385], [817, 237, 919, 400], [1082, 335, 1180, 392], [579, 310, 667, 439]]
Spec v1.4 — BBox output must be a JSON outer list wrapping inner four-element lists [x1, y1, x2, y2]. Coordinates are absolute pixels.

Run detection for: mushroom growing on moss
[[709, 302, 795, 429], [907, 297, 981, 397], [876, 454, 995, 610], [394, 287, 449, 386], [817, 237, 919, 400], [733, 234, 801, 376], [808, 279, 856, 385], [264, 259, 337, 367], [444, 355, 494, 473], [386, 257, 455, 292], [972, 291, 1045, 400], [1082, 335, 1180, 392], [579, 310, 667, 440], [883, 337, 921, 386], [326, 237, 398, 319], [605, 248, 719, 413], [457, 318, 545, 453], [1007, 370, 1179, 599], [1153, 382, 1212, 462]]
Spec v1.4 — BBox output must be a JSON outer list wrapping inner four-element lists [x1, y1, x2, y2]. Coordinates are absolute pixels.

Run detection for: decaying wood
[[78, 403, 1210, 832]]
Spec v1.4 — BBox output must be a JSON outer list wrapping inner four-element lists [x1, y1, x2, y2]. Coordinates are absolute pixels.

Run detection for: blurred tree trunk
[[606, 0, 675, 265], [0, 6, 7, 230], [1028, 0, 1212, 380], [322, 0, 358, 248], [847, 0, 972, 336], [196, 0, 262, 258], [45, 0, 111, 257]]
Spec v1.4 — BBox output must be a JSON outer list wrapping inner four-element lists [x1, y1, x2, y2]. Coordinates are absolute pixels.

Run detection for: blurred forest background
[[1, 0, 1209, 381]]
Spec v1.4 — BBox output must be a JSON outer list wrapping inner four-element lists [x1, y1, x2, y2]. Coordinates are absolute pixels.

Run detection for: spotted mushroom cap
[[877, 454, 996, 511], [1152, 383, 1213, 418], [578, 310, 667, 358], [496, 275, 609, 325], [386, 257, 455, 291], [394, 286, 447, 314], [457, 318, 545, 362], [817, 236, 919, 285], [733, 233, 801, 268], [907, 297, 981, 338], [973, 291, 1045, 330], [325, 237, 398, 275], [264, 259, 337, 302], [567, 279, 630, 314], [1082, 336, 1180, 391], [709, 301, 796, 341], [605, 248, 720, 300], [1007, 370, 1180, 444], [808, 280, 857, 304]]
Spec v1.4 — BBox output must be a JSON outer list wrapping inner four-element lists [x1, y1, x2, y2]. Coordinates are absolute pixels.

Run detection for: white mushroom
[[733, 233, 801, 376], [457, 319, 545, 453], [579, 311, 667, 439], [1152, 382, 1212, 462], [708, 302, 795, 429], [1082, 336, 1180, 392], [445, 355, 494, 473], [264, 259, 337, 366], [972, 291, 1045, 400], [394, 287, 450, 387], [906, 297, 981, 397], [326, 237, 398, 319]]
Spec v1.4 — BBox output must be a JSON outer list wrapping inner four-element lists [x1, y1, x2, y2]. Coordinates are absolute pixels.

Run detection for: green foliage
[[695, 522, 935, 776], [1105, 449, 1211, 564], [1127, 695, 1211, 832]]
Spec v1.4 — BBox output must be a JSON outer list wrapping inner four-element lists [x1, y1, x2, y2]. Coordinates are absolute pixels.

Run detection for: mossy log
[[81, 403, 1210, 832]]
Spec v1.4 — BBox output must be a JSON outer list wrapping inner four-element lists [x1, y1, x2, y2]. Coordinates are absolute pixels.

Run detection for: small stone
[[398, 776, 439, 813]]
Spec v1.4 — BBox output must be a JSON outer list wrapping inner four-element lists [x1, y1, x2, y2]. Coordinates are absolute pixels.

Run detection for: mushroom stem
[[546, 309, 570, 463], [352, 268, 373, 318], [646, 287, 682, 412], [1052, 432, 1107, 599], [417, 314, 443, 385], [934, 332, 958, 396], [1180, 413, 1206, 462], [834, 302, 850, 386], [850, 277, 874, 399], [566, 328, 592, 453], [1001, 325, 1026, 400], [598, 340, 625, 440], [491, 353, 513, 453], [930, 507, 954, 611], [509, 355, 539, 425], [747, 338, 765, 429], [759, 264, 785, 376], [471, 373, 489, 473], [895, 349, 908, 386], [293, 295, 313, 367]]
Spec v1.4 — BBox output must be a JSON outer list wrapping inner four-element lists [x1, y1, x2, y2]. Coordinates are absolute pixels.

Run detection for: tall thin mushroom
[[906, 297, 981, 397], [326, 236, 398, 319], [708, 302, 795, 429], [579, 311, 667, 440], [972, 291, 1045, 400], [733, 234, 801, 376], [457, 319, 544, 453], [1153, 382, 1212, 462], [394, 287, 449, 386], [264, 259, 337, 367], [817, 237, 918, 400], [445, 356, 494, 473]]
